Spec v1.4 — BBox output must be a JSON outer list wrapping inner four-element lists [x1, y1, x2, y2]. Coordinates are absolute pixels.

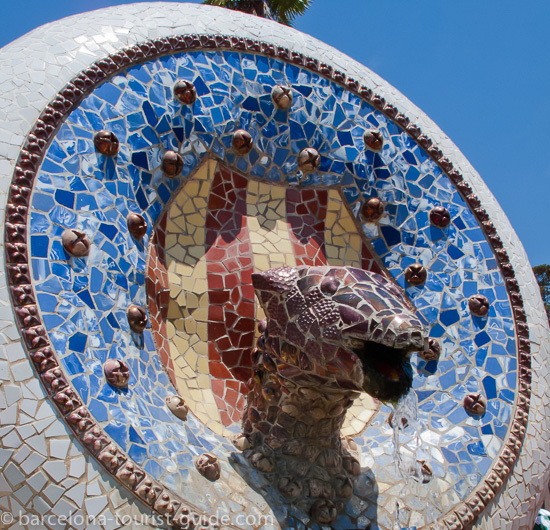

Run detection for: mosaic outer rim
[[3, 33, 532, 529]]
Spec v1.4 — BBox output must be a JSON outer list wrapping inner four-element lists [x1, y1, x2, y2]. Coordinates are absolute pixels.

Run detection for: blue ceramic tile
[[25, 50, 519, 520]]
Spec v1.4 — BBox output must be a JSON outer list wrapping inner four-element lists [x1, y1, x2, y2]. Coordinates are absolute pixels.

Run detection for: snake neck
[[236, 344, 362, 505]]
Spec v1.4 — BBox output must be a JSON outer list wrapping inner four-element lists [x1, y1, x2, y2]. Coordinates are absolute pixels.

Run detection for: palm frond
[[268, 0, 312, 26], [202, 0, 312, 26]]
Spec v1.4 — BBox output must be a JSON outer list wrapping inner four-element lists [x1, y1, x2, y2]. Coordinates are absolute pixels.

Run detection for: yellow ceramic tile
[[168, 277, 182, 292], [167, 301, 182, 320], [166, 220, 182, 234], [182, 366, 196, 380], [184, 317, 197, 335], [324, 189, 362, 268], [177, 235, 196, 247], [185, 292, 199, 309], [197, 374, 210, 388], [171, 335, 188, 354], [158, 162, 225, 433], [247, 180, 296, 274], [186, 212, 206, 227], [341, 216, 357, 233], [207, 421, 225, 436], [197, 356, 209, 375], [184, 179, 200, 197], [194, 340, 207, 357], [254, 254, 270, 270], [196, 321, 208, 342], [175, 263, 193, 278], [185, 349, 198, 369], [248, 180, 259, 194], [166, 321, 176, 340], [189, 388, 203, 401]]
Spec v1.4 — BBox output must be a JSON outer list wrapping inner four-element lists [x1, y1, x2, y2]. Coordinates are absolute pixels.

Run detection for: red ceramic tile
[[209, 362, 233, 379], [286, 188, 328, 267], [145, 217, 177, 389], [144, 163, 389, 431]]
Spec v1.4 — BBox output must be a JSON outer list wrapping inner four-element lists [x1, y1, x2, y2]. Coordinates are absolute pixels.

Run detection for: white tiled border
[[0, 3, 548, 529]]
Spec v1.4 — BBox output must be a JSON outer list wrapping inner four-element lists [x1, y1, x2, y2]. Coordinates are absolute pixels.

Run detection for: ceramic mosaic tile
[[1, 4, 548, 530], [23, 48, 519, 527]]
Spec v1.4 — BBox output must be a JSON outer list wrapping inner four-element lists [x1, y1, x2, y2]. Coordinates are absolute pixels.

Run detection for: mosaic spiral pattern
[[5, 35, 531, 529]]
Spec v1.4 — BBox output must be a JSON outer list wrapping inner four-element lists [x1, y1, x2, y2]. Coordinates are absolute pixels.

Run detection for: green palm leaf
[[203, 0, 312, 26]]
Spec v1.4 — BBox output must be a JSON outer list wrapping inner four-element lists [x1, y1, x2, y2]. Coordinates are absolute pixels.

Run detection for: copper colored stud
[[297, 147, 320, 172], [404, 264, 427, 286], [161, 150, 183, 178], [104, 359, 130, 388], [62, 229, 90, 257], [127, 213, 147, 239], [271, 85, 293, 110], [463, 392, 487, 415], [420, 338, 441, 362], [173, 80, 197, 105], [194, 453, 221, 481], [468, 294, 490, 317], [363, 128, 384, 151], [232, 129, 253, 155], [361, 197, 384, 222], [94, 130, 119, 156], [165, 395, 189, 421], [430, 206, 451, 228], [127, 305, 148, 333]]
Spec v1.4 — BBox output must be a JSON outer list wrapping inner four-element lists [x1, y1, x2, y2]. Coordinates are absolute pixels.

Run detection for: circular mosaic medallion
[[5, 30, 531, 530]]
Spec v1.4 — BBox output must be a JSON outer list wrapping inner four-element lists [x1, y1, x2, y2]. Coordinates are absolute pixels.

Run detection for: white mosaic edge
[[0, 3, 548, 529]]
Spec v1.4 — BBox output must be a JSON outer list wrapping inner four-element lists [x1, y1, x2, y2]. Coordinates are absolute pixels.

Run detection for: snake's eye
[[320, 276, 340, 295]]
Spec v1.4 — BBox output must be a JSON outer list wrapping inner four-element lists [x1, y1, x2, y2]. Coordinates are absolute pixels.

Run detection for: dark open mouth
[[349, 339, 413, 403]]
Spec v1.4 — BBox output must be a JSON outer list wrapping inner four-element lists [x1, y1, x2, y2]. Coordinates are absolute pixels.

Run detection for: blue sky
[[2, 0, 549, 265]]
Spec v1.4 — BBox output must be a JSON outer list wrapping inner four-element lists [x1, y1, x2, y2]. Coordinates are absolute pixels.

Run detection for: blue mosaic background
[[28, 50, 516, 523]]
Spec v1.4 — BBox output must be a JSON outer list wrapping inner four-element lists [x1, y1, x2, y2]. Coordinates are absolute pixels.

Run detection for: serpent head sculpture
[[235, 266, 427, 523]]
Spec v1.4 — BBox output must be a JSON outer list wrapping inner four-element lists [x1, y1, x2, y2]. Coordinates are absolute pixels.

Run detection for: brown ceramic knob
[[363, 128, 383, 151], [62, 229, 91, 257], [94, 130, 119, 156], [463, 392, 487, 415], [173, 80, 197, 105], [310, 499, 338, 525], [127, 305, 148, 333], [404, 264, 427, 286], [161, 150, 183, 178], [297, 147, 320, 172], [155, 492, 176, 516], [361, 197, 384, 222], [135, 477, 161, 503], [194, 453, 221, 481], [127, 213, 147, 239], [430, 206, 451, 228], [165, 395, 189, 421], [271, 85, 293, 110], [104, 359, 130, 388], [420, 338, 441, 362], [232, 129, 253, 155], [468, 294, 490, 317]]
